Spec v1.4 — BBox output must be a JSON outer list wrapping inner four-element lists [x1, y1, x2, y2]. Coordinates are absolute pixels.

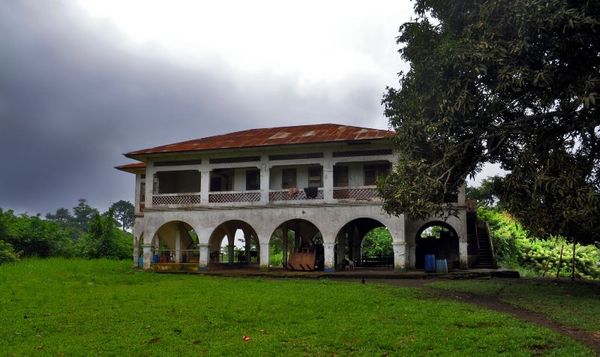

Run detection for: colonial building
[[116, 124, 474, 272]]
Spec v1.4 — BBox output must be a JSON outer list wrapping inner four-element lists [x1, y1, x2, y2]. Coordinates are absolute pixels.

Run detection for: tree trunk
[[571, 241, 576, 281], [556, 244, 564, 279]]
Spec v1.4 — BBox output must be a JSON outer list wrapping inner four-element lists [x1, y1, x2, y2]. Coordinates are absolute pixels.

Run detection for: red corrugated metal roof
[[125, 123, 393, 158], [115, 162, 146, 173]]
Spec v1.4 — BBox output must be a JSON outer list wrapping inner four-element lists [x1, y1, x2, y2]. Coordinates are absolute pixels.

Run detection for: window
[[245, 169, 260, 190], [333, 165, 349, 187], [281, 168, 297, 189], [210, 169, 234, 192], [155, 170, 201, 193], [363, 163, 391, 186], [307, 166, 322, 188]]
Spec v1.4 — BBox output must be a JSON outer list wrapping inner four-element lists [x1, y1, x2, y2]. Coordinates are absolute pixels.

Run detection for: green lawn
[[0, 259, 593, 355], [428, 279, 600, 332]]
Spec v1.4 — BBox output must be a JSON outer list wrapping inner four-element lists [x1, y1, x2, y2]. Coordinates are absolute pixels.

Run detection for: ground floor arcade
[[132, 204, 469, 272]]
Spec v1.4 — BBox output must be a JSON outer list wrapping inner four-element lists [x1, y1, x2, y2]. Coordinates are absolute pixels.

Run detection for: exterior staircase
[[467, 211, 497, 269], [474, 221, 496, 268]]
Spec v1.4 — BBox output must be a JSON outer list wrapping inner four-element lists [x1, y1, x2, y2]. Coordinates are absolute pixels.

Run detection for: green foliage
[[465, 176, 503, 207], [0, 209, 74, 258], [0, 240, 16, 264], [0, 259, 591, 355], [72, 198, 99, 232], [362, 228, 393, 257], [380, 0, 600, 244], [479, 207, 600, 280], [76, 210, 132, 260], [109, 200, 134, 231], [0, 199, 134, 264]]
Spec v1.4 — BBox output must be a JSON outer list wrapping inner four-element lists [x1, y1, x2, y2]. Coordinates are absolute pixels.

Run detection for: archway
[[270, 219, 323, 271], [415, 221, 459, 269], [334, 218, 390, 270], [151, 221, 199, 264], [208, 220, 259, 268]]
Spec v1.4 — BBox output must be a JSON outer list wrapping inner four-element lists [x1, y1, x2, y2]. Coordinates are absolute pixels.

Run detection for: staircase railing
[[483, 221, 498, 269]]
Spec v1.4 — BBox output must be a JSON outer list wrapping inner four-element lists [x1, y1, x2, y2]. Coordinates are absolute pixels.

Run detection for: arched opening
[[270, 219, 323, 271], [208, 220, 259, 269], [334, 218, 392, 270], [415, 221, 459, 269], [151, 221, 199, 264]]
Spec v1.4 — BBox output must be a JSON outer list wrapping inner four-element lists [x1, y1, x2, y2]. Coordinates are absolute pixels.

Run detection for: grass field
[[0, 259, 593, 355], [429, 279, 600, 332]]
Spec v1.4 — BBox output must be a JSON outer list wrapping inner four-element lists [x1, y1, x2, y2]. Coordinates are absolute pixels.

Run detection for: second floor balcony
[[141, 161, 389, 210]]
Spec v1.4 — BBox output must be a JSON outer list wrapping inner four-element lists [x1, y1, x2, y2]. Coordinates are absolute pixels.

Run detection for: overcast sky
[[0, 0, 500, 215]]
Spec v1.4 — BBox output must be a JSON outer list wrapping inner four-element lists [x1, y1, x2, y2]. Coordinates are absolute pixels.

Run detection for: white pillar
[[175, 230, 181, 263], [200, 169, 210, 204], [323, 152, 334, 201], [132, 236, 139, 267], [144, 162, 155, 208], [323, 242, 335, 272], [459, 241, 468, 269], [198, 243, 209, 270], [260, 157, 270, 203], [259, 242, 269, 270], [393, 242, 407, 272], [143, 245, 152, 270]]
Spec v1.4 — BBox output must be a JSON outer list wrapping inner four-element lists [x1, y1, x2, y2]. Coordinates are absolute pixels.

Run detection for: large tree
[[380, 0, 600, 244], [109, 200, 135, 232]]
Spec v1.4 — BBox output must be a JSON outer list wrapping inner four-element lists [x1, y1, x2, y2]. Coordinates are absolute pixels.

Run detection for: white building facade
[[117, 124, 468, 272]]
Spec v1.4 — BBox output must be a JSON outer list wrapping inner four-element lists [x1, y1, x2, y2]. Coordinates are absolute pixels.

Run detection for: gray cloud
[[0, 1, 394, 215]]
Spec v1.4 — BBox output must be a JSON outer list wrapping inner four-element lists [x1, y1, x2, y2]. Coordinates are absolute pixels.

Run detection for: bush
[[479, 208, 600, 280], [0, 240, 17, 264], [76, 211, 132, 260]]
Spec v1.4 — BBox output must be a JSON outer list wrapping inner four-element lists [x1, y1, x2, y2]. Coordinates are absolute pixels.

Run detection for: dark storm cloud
[[0, 1, 387, 215]]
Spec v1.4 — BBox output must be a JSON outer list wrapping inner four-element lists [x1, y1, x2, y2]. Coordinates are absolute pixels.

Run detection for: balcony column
[[260, 156, 270, 203], [323, 152, 334, 201], [323, 242, 335, 272], [198, 243, 209, 271], [144, 162, 155, 208], [200, 168, 210, 204]]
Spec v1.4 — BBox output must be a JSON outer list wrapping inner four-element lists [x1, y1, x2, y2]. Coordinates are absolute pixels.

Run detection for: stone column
[[143, 245, 153, 270], [198, 243, 209, 271], [393, 242, 407, 272], [323, 242, 335, 272], [323, 152, 334, 201], [175, 230, 181, 263], [200, 169, 210, 204], [259, 242, 270, 270], [132, 236, 139, 267], [459, 241, 469, 269]]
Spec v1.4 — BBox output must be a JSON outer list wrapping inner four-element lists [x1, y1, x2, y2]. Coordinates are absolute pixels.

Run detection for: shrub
[[0, 240, 17, 264], [479, 208, 600, 280]]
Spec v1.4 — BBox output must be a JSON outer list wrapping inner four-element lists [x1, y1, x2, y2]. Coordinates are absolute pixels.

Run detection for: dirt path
[[367, 279, 600, 353]]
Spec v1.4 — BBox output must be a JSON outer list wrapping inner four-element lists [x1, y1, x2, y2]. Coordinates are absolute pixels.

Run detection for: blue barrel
[[425, 254, 436, 272], [436, 259, 448, 273], [137, 256, 143, 268], [152, 255, 159, 264]]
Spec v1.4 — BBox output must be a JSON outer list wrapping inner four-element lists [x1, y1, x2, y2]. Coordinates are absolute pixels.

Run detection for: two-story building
[[116, 124, 470, 272]]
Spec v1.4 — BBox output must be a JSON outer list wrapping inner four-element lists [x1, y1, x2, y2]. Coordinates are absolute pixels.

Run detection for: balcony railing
[[152, 193, 201, 206], [209, 190, 261, 203], [269, 188, 324, 201], [333, 186, 379, 200], [147, 187, 379, 207]]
